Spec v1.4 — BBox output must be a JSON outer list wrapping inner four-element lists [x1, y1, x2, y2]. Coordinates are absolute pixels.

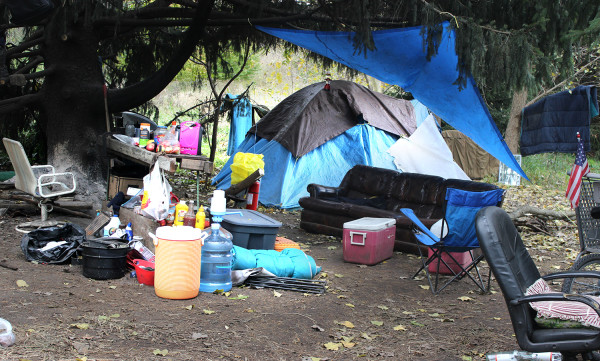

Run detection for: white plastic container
[[0, 318, 15, 347], [103, 215, 121, 237]]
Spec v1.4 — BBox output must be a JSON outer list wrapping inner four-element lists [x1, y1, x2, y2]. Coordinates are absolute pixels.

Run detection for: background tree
[[0, 0, 599, 207]]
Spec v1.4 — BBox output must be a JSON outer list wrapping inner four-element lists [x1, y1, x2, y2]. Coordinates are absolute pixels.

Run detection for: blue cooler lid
[[222, 209, 282, 228], [343, 217, 396, 231]]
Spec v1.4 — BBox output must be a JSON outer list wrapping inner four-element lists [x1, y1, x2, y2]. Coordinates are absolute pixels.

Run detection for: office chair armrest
[[37, 172, 77, 197], [511, 293, 600, 318], [31, 164, 55, 176], [542, 271, 600, 281]]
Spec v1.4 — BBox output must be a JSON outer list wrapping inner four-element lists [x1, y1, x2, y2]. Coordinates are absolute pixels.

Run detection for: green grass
[[521, 152, 600, 191]]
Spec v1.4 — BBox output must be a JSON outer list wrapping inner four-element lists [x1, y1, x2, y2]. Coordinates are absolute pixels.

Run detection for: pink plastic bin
[[180, 121, 202, 155], [343, 217, 396, 265], [427, 249, 472, 275]]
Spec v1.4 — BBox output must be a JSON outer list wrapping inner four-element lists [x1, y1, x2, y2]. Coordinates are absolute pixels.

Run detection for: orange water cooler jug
[[153, 226, 206, 300]]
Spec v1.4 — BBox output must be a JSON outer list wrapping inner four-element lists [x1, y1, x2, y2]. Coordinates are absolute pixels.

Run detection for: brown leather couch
[[298, 165, 501, 254]]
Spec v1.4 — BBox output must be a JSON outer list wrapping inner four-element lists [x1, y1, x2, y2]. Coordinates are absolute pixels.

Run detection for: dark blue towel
[[520, 85, 597, 156]]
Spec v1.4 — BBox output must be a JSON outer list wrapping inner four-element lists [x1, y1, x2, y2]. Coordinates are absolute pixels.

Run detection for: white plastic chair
[[3, 138, 76, 221]]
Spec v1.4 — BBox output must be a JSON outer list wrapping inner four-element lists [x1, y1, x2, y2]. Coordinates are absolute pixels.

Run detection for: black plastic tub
[[81, 240, 130, 280]]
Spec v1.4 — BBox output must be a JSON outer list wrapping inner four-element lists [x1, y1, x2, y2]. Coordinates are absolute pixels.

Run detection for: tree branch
[[106, 0, 215, 112], [0, 93, 41, 113], [527, 54, 600, 106]]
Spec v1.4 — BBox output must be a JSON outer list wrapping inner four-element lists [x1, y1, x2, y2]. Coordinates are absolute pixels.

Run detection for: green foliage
[[522, 152, 600, 191]]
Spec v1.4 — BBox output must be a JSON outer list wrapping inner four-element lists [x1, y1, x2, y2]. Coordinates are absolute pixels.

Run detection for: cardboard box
[[108, 175, 144, 199]]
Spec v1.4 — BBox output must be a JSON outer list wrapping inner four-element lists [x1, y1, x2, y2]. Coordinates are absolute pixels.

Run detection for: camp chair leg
[[421, 250, 492, 295]]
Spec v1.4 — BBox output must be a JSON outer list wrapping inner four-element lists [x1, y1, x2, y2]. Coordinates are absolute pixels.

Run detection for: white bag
[[141, 162, 172, 221]]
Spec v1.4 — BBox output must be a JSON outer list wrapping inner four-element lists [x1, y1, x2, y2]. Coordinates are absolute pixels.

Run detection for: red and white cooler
[[343, 217, 396, 265]]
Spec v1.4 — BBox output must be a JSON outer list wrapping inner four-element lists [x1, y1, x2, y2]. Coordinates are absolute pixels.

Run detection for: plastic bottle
[[103, 215, 121, 237], [125, 222, 133, 241], [139, 122, 151, 147], [486, 351, 562, 361], [174, 200, 188, 226], [183, 200, 196, 227], [195, 205, 206, 230], [199, 222, 233, 293]]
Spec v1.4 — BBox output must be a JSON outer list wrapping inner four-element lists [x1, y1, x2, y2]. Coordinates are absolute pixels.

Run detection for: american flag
[[565, 135, 590, 209]]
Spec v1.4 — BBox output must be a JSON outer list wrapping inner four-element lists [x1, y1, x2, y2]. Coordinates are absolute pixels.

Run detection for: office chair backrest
[[476, 206, 541, 300]]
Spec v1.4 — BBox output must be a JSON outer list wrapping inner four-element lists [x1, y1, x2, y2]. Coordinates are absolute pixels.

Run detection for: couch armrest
[[307, 183, 340, 198]]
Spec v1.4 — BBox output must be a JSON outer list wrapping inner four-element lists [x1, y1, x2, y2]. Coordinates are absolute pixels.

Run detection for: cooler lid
[[222, 209, 282, 228], [343, 217, 396, 231]]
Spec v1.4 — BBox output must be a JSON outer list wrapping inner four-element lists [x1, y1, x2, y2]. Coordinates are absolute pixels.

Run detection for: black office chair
[[475, 206, 600, 361]]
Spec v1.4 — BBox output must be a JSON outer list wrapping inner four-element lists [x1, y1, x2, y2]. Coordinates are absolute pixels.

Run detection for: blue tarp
[[521, 85, 598, 156], [256, 23, 527, 180], [213, 124, 399, 209]]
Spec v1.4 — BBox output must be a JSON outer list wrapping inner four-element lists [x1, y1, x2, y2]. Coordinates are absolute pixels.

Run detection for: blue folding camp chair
[[400, 187, 505, 294]]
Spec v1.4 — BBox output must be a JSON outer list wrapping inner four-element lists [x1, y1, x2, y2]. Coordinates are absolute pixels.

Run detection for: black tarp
[[249, 80, 416, 158]]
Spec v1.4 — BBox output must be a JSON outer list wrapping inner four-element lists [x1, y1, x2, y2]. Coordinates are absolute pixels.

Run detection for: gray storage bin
[[221, 209, 282, 249]]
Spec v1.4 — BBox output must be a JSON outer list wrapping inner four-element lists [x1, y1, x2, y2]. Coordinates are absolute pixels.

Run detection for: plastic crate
[[221, 209, 282, 249]]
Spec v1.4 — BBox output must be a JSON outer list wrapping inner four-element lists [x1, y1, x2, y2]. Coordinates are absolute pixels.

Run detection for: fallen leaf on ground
[[338, 321, 355, 328], [377, 305, 388, 310], [323, 342, 342, 350], [70, 323, 90, 330], [203, 309, 215, 314], [371, 320, 383, 326], [153, 349, 168, 356], [393, 325, 406, 331], [16, 280, 28, 287], [273, 291, 282, 297], [458, 296, 474, 302], [419, 285, 430, 290], [345, 303, 355, 308]]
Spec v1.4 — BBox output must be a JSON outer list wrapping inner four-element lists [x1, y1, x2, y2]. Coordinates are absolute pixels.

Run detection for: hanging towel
[[225, 94, 253, 156]]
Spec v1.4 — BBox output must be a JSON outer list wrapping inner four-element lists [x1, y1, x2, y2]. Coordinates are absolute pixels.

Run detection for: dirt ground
[[0, 183, 580, 361]]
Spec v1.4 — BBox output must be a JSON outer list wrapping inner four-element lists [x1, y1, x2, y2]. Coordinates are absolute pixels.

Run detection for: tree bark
[[504, 88, 528, 154]]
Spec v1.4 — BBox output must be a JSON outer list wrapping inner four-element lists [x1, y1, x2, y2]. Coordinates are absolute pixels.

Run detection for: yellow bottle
[[173, 200, 188, 226], [195, 205, 206, 230]]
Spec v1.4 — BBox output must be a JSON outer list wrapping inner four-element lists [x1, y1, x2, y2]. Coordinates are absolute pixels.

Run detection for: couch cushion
[[339, 165, 399, 199], [385, 172, 445, 217]]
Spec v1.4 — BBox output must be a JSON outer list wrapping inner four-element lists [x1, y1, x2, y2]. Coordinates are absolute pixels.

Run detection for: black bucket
[[81, 239, 130, 280]]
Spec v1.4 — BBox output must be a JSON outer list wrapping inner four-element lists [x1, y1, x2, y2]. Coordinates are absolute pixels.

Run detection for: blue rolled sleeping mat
[[231, 245, 321, 279]]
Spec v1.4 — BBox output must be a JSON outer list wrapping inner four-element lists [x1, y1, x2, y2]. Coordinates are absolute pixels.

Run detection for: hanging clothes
[[521, 85, 597, 156], [225, 94, 253, 156]]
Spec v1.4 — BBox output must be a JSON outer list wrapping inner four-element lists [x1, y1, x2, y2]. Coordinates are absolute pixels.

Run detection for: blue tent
[[213, 80, 418, 209], [256, 23, 527, 180]]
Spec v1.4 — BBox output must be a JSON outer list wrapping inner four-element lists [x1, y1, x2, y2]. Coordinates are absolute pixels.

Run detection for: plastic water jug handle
[[149, 232, 158, 246]]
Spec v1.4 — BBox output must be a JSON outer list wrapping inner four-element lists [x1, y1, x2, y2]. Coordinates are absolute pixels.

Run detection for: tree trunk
[[504, 88, 528, 154], [41, 15, 108, 209]]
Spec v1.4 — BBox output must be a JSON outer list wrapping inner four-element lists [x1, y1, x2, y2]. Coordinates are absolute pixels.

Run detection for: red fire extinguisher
[[246, 181, 260, 210]]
